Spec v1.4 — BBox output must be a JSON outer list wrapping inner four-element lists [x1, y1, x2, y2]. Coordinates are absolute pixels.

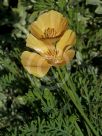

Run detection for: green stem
[[57, 68, 99, 136]]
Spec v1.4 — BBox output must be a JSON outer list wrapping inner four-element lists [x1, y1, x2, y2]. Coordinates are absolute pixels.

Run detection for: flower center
[[43, 28, 57, 38], [44, 50, 64, 66]]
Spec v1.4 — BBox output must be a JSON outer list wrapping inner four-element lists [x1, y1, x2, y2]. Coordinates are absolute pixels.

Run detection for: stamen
[[44, 28, 57, 38]]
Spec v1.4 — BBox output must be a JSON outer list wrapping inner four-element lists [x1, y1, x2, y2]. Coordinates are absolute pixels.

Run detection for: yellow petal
[[29, 10, 68, 38], [63, 49, 75, 64], [21, 51, 51, 78], [26, 34, 53, 56], [56, 29, 76, 56], [42, 37, 60, 45], [29, 22, 44, 39]]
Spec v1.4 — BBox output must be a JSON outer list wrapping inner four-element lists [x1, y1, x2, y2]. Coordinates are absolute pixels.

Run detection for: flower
[[29, 10, 68, 39], [21, 10, 76, 78]]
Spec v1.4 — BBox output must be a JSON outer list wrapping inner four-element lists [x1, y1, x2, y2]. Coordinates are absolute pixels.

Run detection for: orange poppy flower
[[29, 10, 68, 39], [21, 10, 76, 78]]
